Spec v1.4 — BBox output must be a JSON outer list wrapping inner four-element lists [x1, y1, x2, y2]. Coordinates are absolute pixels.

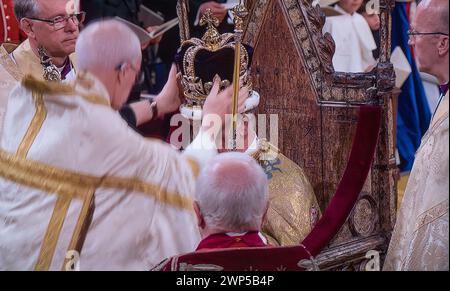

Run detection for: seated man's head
[[338, 0, 364, 15], [194, 152, 269, 238], [75, 19, 142, 110], [15, 0, 82, 62]]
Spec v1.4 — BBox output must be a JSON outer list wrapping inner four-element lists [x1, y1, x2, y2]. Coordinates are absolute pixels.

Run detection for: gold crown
[[176, 7, 252, 108]]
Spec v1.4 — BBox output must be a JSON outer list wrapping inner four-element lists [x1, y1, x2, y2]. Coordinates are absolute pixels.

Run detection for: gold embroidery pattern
[[419, 112, 449, 153], [415, 200, 449, 232], [251, 140, 320, 246], [16, 91, 47, 158]]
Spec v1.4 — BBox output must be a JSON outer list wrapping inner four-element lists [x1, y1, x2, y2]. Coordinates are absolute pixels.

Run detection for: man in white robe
[[384, 0, 449, 271], [322, 0, 377, 72], [0, 19, 244, 271], [0, 0, 79, 135], [0, 0, 181, 138]]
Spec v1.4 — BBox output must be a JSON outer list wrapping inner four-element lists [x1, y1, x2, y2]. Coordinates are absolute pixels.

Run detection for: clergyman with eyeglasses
[[0, 0, 80, 137], [384, 0, 449, 271], [0, 0, 185, 139]]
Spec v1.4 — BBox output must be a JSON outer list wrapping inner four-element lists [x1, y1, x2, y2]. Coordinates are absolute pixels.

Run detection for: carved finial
[[232, 1, 249, 33], [200, 9, 221, 50]]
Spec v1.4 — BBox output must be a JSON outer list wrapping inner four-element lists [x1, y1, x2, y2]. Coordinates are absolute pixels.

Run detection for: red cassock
[[157, 233, 315, 271], [156, 232, 314, 271], [1, 0, 26, 44], [196, 232, 268, 252]]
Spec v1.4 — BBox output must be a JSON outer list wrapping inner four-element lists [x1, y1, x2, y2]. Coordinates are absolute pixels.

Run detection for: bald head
[[195, 152, 269, 234], [417, 0, 449, 34], [75, 19, 141, 72], [412, 0, 449, 83]]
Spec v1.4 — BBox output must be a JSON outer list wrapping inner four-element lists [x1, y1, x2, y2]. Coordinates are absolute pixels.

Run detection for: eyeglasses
[[115, 63, 141, 84], [407, 29, 449, 40], [28, 12, 86, 31]]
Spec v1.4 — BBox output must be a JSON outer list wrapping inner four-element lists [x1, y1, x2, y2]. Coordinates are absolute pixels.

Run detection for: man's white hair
[[76, 19, 141, 72], [195, 152, 269, 233], [13, 0, 40, 21]]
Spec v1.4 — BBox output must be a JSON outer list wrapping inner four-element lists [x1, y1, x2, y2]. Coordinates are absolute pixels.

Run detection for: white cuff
[[183, 129, 218, 168]]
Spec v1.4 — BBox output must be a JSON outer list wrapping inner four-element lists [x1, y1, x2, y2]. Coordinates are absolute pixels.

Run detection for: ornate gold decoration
[[177, 0, 253, 110], [250, 138, 279, 163], [180, 35, 252, 107], [200, 9, 221, 50], [232, 1, 249, 33], [38, 47, 62, 82], [349, 195, 377, 237]]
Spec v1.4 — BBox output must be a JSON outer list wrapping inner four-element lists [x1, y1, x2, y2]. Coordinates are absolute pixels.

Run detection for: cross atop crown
[[200, 9, 221, 50]]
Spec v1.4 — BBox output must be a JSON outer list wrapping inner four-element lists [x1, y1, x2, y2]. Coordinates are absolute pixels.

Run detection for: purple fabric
[[175, 42, 254, 86], [439, 83, 449, 96], [60, 58, 72, 80]]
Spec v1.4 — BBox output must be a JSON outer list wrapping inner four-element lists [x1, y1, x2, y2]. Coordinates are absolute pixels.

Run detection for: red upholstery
[[301, 106, 383, 256], [158, 245, 314, 271]]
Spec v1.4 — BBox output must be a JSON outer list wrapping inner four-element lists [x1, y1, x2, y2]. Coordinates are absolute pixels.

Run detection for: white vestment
[[322, 5, 377, 73], [0, 40, 76, 137], [384, 92, 449, 271], [0, 72, 216, 271]]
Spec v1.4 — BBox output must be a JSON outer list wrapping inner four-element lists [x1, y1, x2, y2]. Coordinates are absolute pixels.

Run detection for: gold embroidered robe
[[384, 92, 449, 271], [250, 140, 321, 246], [0, 73, 218, 271], [0, 40, 76, 136]]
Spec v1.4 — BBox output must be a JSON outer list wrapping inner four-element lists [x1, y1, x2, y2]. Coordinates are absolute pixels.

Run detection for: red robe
[[196, 232, 268, 252], [1, 0, 26, 44]]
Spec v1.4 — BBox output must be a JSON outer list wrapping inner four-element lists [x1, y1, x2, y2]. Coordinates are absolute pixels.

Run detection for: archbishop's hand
[[202, 75, 249, 128], [155, 64, 182, 116]]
